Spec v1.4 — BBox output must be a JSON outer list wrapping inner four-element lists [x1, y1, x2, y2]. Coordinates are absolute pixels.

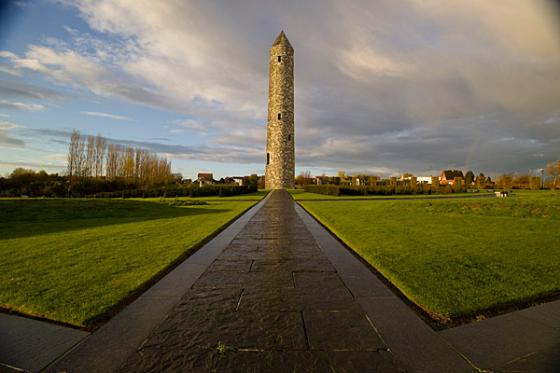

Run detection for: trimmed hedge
[[303, 185, 341, 196], [91, 184, 257, 199], [0, 174, 257, 198], [304, 183, 463, 196]]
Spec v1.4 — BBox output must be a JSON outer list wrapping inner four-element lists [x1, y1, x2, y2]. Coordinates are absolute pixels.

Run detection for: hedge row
[[303, 184, 467, 196], [91, 184, 257, 199], [302, 185, 341, 195], [0, 177, 257, 198]]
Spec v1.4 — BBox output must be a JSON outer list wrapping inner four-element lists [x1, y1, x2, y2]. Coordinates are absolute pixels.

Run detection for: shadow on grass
[[0, 199, 231, 240]]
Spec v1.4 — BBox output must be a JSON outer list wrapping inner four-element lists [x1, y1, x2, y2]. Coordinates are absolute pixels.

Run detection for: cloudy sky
[[0, 0, 559, 178]]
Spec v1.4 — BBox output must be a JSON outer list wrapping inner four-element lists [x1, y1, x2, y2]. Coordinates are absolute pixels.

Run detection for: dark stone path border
[[0, 313, 88, 372], [43, 194, 270, 373], [440, 300, 560, 372]]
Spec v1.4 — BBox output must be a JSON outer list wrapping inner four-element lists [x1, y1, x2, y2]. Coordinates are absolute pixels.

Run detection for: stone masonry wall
[[265, 32, 295, 189]]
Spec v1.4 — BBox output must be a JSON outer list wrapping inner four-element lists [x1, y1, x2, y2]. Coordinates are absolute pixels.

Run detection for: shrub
[[339, 186, 368, 196], [303, 185, 340, 196]]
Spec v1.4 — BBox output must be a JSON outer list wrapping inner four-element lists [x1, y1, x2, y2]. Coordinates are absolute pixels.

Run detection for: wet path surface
[[120, 190, 404, 372]]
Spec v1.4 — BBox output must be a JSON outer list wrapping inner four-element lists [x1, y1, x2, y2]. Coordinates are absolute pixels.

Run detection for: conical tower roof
[[272, 30, 293, 50]]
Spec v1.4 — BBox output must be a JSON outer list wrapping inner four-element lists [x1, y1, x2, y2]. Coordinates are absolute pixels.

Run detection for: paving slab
[[0, 313, 88, 372], [304, 309, 386, 351], [237, 286, 360, 312], [499, 346, 560, 373], [357, 297, 474, 373], [515, 299, 560, 329], [293, 271, 347, 288], [440, 310, 560, 371], [251, 258, 336, 272]]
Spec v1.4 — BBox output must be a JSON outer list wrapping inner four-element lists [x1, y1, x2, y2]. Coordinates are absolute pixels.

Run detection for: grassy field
[[298, 190, 560, 322], [0, 197, 259, 327], [289, 189, 493, 200]]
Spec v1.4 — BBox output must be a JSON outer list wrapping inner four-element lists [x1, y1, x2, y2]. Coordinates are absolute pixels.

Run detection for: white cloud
[[169, 119, 207, 133], [0, 120, 24, 148], [0, 64, 20, 76], [0, 120, 23, 130], [44, 152, 67, 161], [0, 160, 65, 171], [81, 111, 132, 121], [336, 45, 413, 79], [0, 100, 45, 111]]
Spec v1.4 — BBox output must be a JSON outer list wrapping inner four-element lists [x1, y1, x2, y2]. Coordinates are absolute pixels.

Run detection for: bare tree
[[94, 135, 106, 178], [67, 130, 173, 185], [85, 135, 95, 178], [106, 144, 118, 179], [546, 160, 560, 188], [75, 134, 87, 178], [67, 130, 81, 178], [123, 147, 135, 179]]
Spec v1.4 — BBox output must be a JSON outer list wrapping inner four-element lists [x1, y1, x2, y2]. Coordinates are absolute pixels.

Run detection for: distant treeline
[[67, 131, 173, 185], [0, 129, 259, 198], [0, 168, 257, 198], [303, 170, 559, 196]]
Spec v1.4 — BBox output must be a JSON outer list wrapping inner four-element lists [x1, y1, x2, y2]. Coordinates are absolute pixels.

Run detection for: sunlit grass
[[299, 190, 560, 321], [0, 198, 256, 327]]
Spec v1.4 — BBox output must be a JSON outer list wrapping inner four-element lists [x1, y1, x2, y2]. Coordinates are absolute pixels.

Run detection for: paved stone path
[[120, 190, 404, 372]]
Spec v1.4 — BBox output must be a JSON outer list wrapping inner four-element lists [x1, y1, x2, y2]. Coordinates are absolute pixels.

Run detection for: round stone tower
[[265, 31, 295, 189]]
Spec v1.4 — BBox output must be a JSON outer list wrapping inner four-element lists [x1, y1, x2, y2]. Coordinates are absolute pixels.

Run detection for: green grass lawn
[[0, 198, 257, 327], [289, 188, 493, 200], [298, 191, 560, 322]]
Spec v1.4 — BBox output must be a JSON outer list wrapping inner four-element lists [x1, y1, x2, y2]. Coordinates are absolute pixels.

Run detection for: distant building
[[439, 170, 464, 186], [416, 176, 433, 184], [399, 175, 432, 184], [315, 176, 329, 185], [315, 175, 341, 185], [197, 172, 214, 186], [232, 177, 244, 186], [222, 176, 244, 186]]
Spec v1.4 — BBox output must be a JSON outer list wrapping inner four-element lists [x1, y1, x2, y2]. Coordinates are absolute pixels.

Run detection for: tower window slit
[[278, 113, 282, 120], [267, 153, 270, 165], [288, 134, 291, 141], [278, 56, 282, 62]]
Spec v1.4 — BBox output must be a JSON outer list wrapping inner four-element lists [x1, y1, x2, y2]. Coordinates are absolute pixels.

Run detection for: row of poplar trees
[[67, 130, 173, 185]]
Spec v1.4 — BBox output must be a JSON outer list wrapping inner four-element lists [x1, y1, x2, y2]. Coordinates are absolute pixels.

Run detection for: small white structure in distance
[[416, 176, 433, 184]]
